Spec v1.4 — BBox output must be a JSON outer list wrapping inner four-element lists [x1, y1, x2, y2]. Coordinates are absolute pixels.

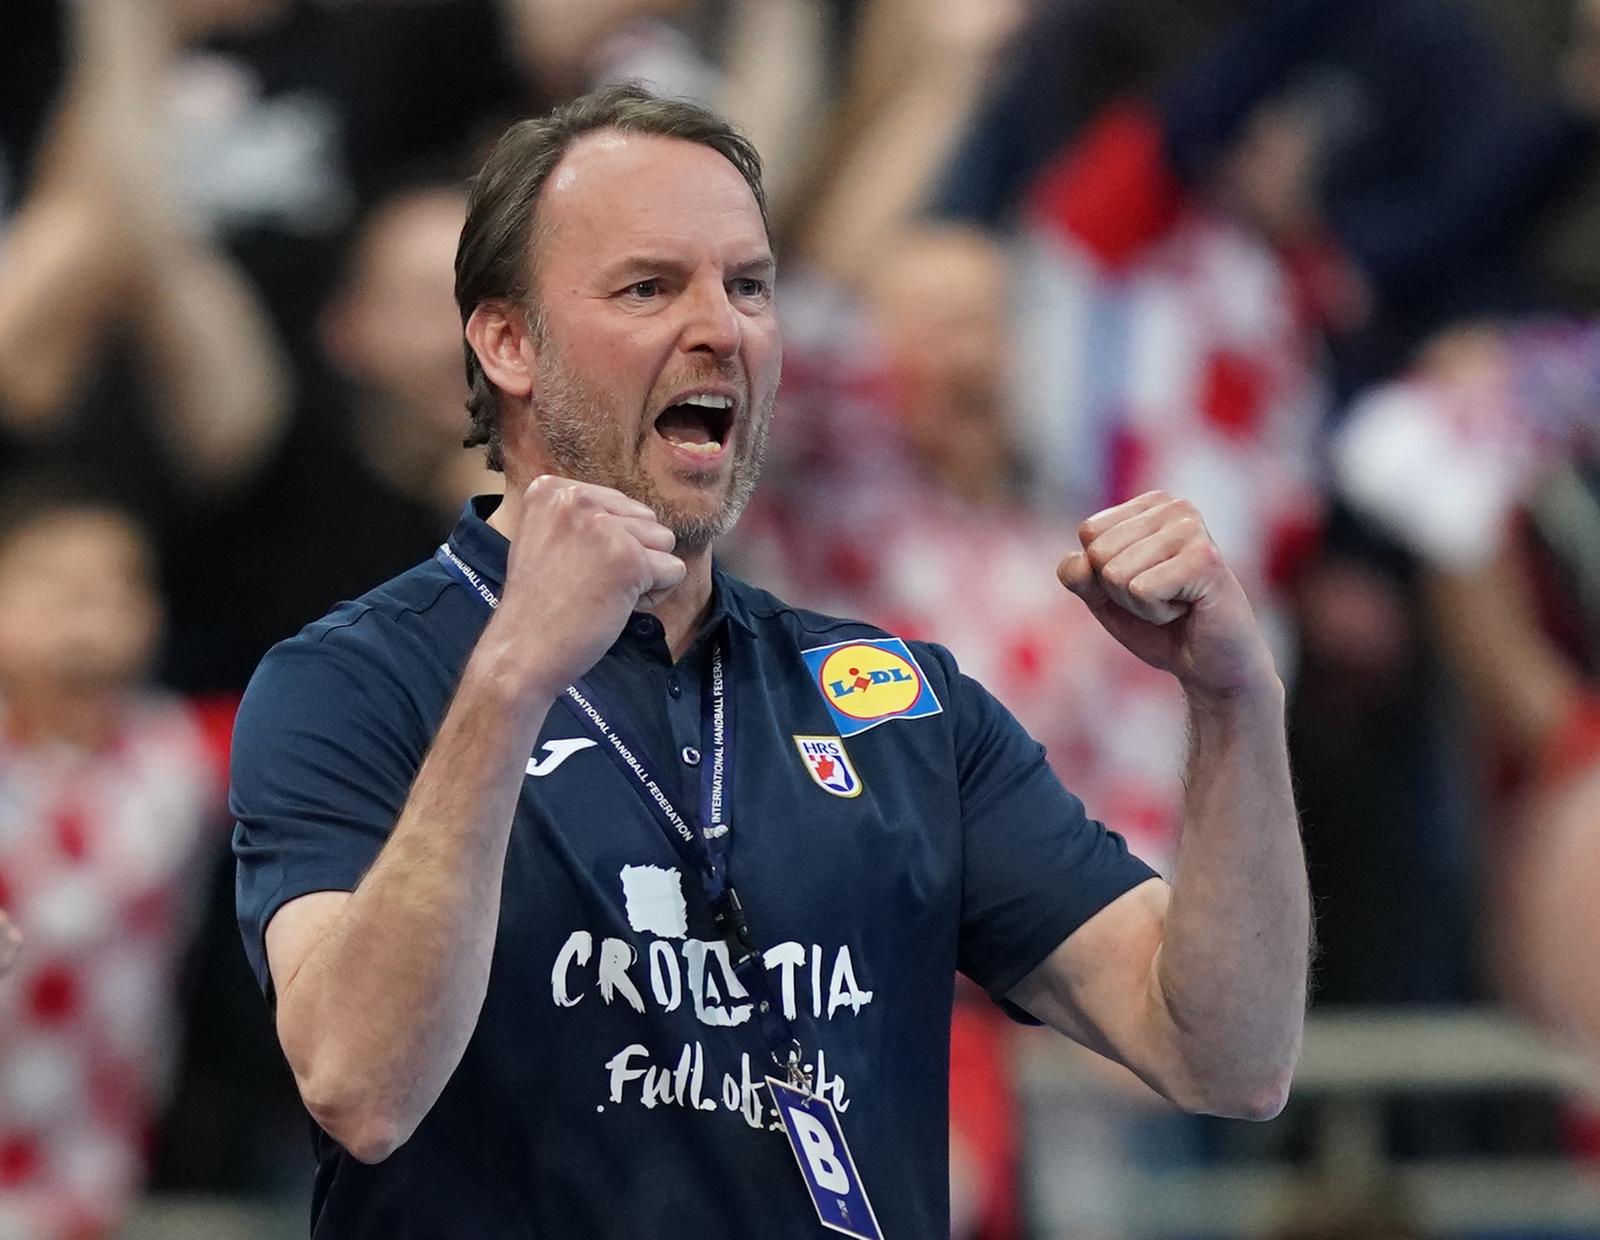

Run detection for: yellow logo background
[[818, 644, 923, 720]]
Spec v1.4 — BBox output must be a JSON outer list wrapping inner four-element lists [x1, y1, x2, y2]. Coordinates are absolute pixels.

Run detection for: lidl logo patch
[[801, 638, 943, 737], [793, 736, 863, 798]]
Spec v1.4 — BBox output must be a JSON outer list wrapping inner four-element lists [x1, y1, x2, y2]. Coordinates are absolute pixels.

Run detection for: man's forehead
[[539, 131, 768, 253], [546, 130, 638, 195]]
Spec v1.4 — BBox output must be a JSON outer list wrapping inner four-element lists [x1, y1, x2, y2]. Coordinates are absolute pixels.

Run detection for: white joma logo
[[526, 738, 598, 777]]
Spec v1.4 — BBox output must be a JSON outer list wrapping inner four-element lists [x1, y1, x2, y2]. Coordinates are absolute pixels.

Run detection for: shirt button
[[631, 617, 655, 637], [667, 676, 682, 699], [681, 746, 701, 766]]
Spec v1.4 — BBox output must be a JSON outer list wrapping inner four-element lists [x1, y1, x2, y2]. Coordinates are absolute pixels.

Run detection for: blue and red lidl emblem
[[801, 637, 943, 737]]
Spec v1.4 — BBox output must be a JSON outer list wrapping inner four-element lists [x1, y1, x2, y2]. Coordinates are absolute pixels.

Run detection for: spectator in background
[[160, 0, 522, 357], [0, 0, 290, 501], [164, 182, 499, 694], [1335, 319, 1600, 1041], [916, 0, 1600, 636], [0, 483, 224, 1240], [145, 185, 501, 1193], [319, 187, 500, 521], [5, 0, 770, 362], [939, 0, 1599, 392]]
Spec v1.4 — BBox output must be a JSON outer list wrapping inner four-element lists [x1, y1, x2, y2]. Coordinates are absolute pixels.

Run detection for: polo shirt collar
[[445, 495, 511, 595], [708, 564, 758, 635], [446, 495, 757, 636]]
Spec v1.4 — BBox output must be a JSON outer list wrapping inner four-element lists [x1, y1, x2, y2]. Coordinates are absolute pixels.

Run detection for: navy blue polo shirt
[[232, 496, 1157, 1239]]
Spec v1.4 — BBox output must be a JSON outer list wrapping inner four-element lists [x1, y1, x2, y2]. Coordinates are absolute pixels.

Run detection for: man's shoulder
[[246, 554, 466, 698], [725, 573, 882, 640], [232, 556, 473, 782], [723, 574, 959, 681], [297, 555, 458, 646]]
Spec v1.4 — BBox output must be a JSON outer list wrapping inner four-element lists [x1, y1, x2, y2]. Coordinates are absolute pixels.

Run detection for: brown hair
[[454, 84, 769, 471]]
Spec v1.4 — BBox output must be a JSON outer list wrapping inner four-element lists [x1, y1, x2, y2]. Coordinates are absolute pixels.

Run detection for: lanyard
[[434, 543, 812, 1090]]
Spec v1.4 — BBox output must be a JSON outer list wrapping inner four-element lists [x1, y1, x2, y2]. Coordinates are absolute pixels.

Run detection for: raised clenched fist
[[484, 475, 685, 700], [1058, 491, 1278, 703]]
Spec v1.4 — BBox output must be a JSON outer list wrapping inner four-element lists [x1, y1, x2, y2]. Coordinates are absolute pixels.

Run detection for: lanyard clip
[[712, 885, 760, 965], [782, 1041, 814, 1093]]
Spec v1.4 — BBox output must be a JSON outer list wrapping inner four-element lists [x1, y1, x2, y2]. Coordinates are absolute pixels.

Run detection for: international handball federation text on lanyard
[[436, 543, 885, 1240]]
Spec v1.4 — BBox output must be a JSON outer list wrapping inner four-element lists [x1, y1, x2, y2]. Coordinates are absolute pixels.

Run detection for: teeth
[[676, 441, 722, 456], [680, 393, 733, 410]]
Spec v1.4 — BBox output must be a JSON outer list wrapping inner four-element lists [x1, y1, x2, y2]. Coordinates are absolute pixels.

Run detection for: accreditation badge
[[766, 1077, 884, 1240]]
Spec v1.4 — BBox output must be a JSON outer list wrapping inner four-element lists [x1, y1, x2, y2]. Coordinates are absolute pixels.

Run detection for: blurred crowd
[[1, 0, 1598, 1237]]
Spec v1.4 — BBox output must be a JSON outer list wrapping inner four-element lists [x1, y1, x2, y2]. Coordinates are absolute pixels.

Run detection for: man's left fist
[[1058, 491, 1279, 702]]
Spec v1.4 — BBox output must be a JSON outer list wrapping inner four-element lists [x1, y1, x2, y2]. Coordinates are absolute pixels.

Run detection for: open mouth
[[653, 393, 735, 459]]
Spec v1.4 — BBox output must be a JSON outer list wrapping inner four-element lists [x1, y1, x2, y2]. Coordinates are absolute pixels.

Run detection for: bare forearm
[[796, 68, 988, 287], [276, 651, 553, 1156], [0, 192, 130, 428], [135, 243, 290, 488], [1154, 678, 1308, 1117], [718, 0, 828, 225], [1426, 548, 1583, 760]]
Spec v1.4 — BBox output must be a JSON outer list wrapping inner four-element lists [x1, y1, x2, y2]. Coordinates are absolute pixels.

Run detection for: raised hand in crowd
[[499, 0, 693, 94], [792, 0, 1026, 285], [0, 0, 288, 489]]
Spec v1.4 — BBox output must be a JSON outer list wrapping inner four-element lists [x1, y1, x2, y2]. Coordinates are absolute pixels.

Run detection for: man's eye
[[732, 278, 769, 299], [626, 279, 661, 299]]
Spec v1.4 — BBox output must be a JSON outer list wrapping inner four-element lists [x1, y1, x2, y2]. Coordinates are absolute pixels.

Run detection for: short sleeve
[[936, 645, 1159, 1009], [231, 612, 429, 1000]]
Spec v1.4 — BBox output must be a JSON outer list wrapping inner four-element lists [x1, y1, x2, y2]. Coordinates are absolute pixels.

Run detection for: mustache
[[650, 363, 748, 409]]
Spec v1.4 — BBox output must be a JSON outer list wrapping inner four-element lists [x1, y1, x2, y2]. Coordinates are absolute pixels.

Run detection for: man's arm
[[1007, 492, 1309, 1120], [262, 477, 684, 1164]]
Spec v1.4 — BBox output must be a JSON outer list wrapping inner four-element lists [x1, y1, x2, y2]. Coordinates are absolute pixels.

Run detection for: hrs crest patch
[[793, 736, 863, 798]]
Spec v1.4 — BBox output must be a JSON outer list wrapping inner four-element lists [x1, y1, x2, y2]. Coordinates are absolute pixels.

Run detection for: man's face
[[519, 132, 781, 550]]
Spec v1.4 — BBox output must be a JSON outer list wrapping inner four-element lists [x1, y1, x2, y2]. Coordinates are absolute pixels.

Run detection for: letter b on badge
[[790, 1110, 849, 1193], [767, 1076, 883, 1239]]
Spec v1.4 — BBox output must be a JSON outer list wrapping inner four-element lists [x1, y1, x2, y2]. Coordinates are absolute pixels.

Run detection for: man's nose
[[679, 279, 741, 359]]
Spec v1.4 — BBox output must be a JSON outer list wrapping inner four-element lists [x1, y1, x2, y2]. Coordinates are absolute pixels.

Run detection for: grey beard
[[668, 406, 769, 551], [538, 378, 612, 485], [534, 358, 772, 551]]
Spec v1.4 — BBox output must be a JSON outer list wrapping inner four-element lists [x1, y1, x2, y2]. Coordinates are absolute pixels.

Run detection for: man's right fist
[[486, 476, 685, 699]]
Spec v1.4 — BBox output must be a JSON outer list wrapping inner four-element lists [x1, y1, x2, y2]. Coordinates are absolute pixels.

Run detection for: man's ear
[[465, 300, 537, 400]]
